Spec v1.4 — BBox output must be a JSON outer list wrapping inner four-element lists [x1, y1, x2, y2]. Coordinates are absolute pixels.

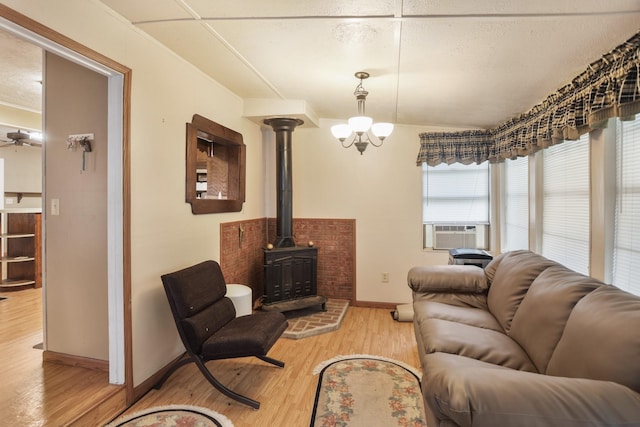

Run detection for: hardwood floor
[[0, 288, 121, 426], [1, 288, 421, 426], [113, 305, 420, 427]]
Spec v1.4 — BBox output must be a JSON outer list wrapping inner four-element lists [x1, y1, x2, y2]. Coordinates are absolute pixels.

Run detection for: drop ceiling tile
[[100, 0, 194, 22]]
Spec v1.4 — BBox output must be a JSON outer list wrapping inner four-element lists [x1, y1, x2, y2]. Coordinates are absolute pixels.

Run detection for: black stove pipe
[[264, 117, 304, 248]]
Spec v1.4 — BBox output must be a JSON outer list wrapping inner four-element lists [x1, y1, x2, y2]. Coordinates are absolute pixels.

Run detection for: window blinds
[[422, 162, 489, 224], [542, 135, 590, 275], [503, 156, 529, 251], [613, 117, 640, 295]]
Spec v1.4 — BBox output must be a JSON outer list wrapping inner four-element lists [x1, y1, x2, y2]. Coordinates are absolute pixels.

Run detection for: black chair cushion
[[162, 260, 228, 319], [182, 297, 236, 353], [201, 311, 288, 360]]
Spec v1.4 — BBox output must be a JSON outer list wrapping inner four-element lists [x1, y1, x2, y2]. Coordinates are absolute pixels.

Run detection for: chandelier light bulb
[[371, 122, 394, 140], [348, 116, 373, 134], [331, 124, 352, 141]]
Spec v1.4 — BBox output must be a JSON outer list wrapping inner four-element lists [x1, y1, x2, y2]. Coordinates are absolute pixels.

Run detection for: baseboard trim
[[43, 350, 109, 372], [353, 300, 398, 310], [132, 352, 187, 402]]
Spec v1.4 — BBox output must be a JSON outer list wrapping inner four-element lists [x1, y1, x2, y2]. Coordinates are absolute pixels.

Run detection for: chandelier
[[331, 71, 394, 155]]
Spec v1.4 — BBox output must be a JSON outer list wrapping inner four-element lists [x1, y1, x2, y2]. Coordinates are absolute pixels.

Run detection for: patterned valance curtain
[[417, 30, 640, 166]]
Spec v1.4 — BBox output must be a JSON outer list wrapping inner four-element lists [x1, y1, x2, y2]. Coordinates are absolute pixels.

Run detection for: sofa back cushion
[[508, 265, 602, 373], [546, 285, 640, 393], [487, 250, 558, 333], [483, 251, 508, 283]]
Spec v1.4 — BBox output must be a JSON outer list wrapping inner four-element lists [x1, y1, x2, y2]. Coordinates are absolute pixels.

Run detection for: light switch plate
[[51, 198, 60, 216]]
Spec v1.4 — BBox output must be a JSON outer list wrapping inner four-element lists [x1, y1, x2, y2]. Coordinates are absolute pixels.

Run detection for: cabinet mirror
[[186, 114, 246, 214]]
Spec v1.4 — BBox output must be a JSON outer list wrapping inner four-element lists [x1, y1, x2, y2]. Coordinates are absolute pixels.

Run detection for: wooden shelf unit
[[0, 211, 41, 290]]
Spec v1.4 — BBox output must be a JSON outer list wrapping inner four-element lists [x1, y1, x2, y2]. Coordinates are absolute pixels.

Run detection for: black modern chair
[[155, 260, 288, 409]]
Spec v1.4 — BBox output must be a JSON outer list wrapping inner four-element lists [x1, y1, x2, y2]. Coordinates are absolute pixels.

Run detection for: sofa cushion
[[546, 285, 640, 393], [483, 251, 508, 283], [487, 250, 558, 333], [422, 352, 640, 427], [508, 265, 603, 373], [414, 317, 537, 372], [413, 300, 503, 332]]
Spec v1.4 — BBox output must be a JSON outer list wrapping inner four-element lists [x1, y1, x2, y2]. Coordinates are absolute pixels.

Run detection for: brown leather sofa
[[408, 250, 640, 427]]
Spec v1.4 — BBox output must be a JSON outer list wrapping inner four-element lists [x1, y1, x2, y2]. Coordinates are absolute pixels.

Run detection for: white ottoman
[[225, 284, 252, 317]]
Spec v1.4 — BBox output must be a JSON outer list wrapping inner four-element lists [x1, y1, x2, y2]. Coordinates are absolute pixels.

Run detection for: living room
[[0, 1, 639, 426]]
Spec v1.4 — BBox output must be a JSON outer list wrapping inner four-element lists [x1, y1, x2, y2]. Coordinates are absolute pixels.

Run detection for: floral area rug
[[310, 355, 427, 427], [105, 404, 234, 427]]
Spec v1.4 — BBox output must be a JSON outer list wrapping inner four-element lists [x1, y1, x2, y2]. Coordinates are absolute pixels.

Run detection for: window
[[541, 135, 590, 274], [422, 162, 490, 249], [502, 156, 529, 251], [613, 116, 640, 295]]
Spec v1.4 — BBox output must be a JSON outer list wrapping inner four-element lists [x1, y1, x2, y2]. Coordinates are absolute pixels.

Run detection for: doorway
[[0, 6, 131, 398]]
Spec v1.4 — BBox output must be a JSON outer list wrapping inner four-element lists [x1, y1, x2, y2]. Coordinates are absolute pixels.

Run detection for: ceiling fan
[[0, 130, 42, 148]]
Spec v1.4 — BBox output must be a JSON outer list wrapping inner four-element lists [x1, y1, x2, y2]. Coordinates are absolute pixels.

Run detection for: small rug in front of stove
[[310, 355, 427, 427]]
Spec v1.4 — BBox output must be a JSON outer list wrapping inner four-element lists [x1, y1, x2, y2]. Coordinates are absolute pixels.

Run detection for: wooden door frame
[[0, 5, 133, 404]]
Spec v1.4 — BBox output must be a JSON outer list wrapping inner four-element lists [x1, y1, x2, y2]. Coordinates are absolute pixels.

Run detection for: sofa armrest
[[408, 265, 488, 294], [423, 353, 640, 427]]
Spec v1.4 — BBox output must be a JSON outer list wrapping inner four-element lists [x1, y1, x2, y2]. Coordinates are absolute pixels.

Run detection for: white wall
[[0, 108, 43, 209], [0, 146, 42, 192], [265, 119, 453, 304]]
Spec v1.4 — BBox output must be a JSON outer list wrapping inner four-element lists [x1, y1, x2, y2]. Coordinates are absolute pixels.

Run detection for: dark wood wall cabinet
[[0, 211, 41, 289], [186, 114, 246, 214]]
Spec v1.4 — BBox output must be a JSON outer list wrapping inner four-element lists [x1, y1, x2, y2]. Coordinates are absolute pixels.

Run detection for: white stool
[[225, 284, 252, 317]]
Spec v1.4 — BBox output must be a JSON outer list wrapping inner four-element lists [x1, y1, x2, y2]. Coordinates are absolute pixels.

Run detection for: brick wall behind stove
[[267, 218, 355, 302], [220, 218, 356, 303], [220, 218, 267, 302]]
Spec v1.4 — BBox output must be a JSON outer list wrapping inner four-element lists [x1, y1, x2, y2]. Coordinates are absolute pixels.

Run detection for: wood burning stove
[[262, 118, 325, 312], [263, 246, 317, 304]]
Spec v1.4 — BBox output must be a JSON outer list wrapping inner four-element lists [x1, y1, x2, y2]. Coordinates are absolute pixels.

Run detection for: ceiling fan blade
[[0, 142, 15, 148], [24, 140, 43, 147]]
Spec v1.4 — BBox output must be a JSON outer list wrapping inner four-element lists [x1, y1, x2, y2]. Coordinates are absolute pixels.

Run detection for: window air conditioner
[[433, 225, 479, 250]]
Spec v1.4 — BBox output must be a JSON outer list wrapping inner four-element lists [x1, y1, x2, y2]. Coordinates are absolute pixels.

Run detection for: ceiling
[[0, 28, 41, 141], [1, 1, 640, 132]]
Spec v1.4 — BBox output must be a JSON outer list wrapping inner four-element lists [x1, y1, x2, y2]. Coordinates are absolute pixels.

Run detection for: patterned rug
[[310, 355, 427, 427], [105, 405, 234, 427]]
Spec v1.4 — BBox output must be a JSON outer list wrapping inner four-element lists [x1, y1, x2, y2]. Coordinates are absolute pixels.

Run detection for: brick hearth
[[282, 299, 349, 339]]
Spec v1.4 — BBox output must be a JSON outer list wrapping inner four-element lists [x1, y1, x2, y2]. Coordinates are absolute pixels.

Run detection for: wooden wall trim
[[43, 350, 109, 372], [131, 353, 186, 402], [0, 4, 130, 75], [353, 300, 398, 310]]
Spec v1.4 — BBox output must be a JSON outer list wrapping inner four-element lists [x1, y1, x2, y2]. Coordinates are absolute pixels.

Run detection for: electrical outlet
[[382, 272, 389, 283]]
